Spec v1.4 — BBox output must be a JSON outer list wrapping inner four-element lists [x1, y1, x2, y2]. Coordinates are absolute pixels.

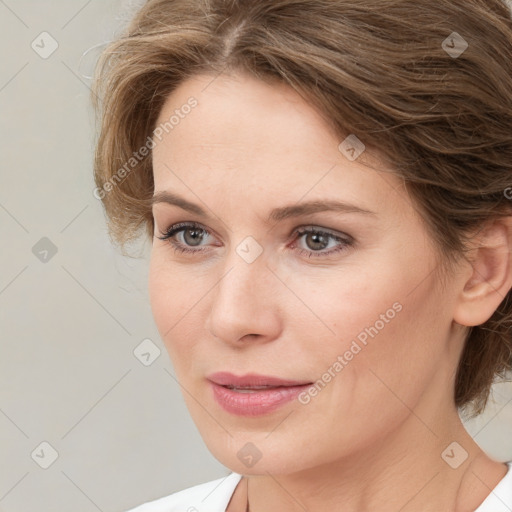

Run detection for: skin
[[148, 71, 512, 511]]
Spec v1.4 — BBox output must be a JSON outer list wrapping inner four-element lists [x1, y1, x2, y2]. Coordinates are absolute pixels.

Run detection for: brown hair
[[91, 0, 512, 416]]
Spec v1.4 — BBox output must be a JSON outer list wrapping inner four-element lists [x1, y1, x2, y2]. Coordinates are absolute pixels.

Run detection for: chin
[[199, 427, 316, 476]]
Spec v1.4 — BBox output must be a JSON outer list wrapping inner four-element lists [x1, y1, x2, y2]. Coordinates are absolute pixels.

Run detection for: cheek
[[148, 255, 171, 335], [148, 254, 198, 359], [280, 276, 447, 460], [283, 263, 405, 350], [290, 258, 448, 405]]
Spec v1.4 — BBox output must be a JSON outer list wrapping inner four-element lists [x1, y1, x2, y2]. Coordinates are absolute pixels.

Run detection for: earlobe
[[453, 217, 512, 327]]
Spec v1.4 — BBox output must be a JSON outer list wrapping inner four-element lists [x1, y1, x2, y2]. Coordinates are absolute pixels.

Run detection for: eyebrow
[[151, 190, 376, 223]]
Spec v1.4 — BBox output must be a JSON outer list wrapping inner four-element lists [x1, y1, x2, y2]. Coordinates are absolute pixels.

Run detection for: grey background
[[0, 1, 511, 511]]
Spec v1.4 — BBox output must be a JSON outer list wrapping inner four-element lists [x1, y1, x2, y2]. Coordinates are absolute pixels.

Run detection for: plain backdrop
[[0, 1, 511, 511]]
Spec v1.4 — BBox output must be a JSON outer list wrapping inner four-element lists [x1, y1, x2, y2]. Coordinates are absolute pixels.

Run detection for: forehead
[[151, 72, 408, 220], [154, 71, 338, 161]]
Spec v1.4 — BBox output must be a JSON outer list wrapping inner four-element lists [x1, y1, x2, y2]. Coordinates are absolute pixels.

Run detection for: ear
[[453, 216, 512, 327]]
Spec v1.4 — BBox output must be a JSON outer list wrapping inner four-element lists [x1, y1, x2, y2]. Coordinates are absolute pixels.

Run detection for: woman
[[92, 0, 512, 510]]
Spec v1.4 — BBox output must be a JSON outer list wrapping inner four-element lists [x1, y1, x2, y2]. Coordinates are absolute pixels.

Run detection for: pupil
[[181, 229, 330, 250], [307, 233, 327, 250], [184, 228, 203, 246]]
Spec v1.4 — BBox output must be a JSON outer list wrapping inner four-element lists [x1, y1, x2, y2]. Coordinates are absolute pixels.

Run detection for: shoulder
[[475, 461, 512, 512], [124, 472, 243, 512]]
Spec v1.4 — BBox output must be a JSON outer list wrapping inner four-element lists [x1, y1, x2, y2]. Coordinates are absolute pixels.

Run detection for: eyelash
[[156, 221, 354, 259]]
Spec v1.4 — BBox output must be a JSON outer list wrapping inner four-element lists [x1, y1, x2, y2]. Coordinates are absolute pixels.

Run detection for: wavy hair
[[91, 0, 512, 416]]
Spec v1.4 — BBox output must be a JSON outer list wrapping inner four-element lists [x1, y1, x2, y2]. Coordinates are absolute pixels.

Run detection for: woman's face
[[149, 71, 466, 475]]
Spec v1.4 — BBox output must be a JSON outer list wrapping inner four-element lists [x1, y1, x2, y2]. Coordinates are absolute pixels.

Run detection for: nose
[[205, 247, 282, 345]]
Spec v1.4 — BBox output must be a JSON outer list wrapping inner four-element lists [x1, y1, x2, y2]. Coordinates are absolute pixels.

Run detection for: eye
[[291, 227, 353, 258], [156, 222, 212, 254], [156, 222, 354, 258]]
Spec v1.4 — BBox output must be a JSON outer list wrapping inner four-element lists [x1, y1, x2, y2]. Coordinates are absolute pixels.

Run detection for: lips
[[207, 372, 314, 416], [207, 371, 312, 388]]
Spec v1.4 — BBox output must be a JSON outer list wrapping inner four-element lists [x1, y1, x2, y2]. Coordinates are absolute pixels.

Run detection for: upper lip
[[207, 371, 312, 388]]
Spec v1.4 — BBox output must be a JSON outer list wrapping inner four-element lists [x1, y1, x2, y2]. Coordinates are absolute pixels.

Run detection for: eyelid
[[294, 225, 353, 241], [156, 221, 350, 243], [156, 221, 215, 244]]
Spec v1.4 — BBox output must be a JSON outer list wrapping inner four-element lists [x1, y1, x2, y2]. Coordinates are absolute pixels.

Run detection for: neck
[[245, 404, 506, 512]]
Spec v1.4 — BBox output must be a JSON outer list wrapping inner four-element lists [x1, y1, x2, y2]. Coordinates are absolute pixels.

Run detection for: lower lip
[[209, 381, 312, 416]]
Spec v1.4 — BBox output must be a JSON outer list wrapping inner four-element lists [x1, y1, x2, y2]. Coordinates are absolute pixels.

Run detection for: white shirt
[[125, 462, 512, 512]]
